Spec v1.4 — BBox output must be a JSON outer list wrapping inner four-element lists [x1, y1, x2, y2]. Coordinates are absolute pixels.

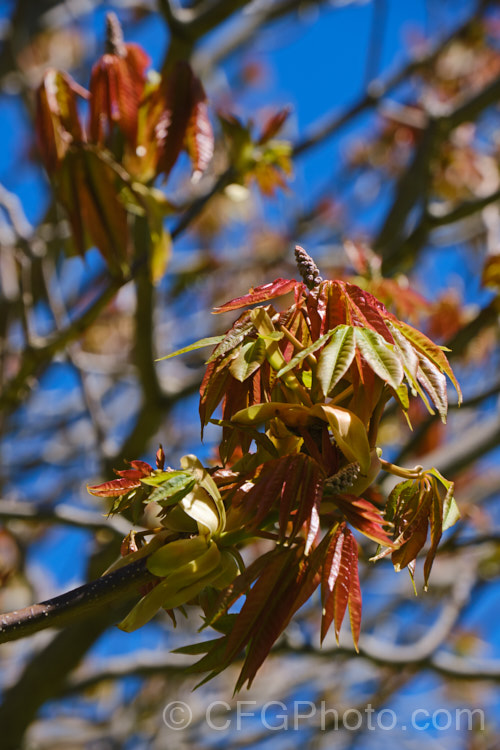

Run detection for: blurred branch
[[410, 412, 500, 480], [293, 3, 487, 157], [192, 0, 331, 73], [364, 0, 387, 86], [393, 377, 500, 465], [161, 0, 254, 65], [378, 71, 500, 270], [64, 650, 187, 694], [0, 273, 122, 415], [0, 601, 139, 750], [0, 499, 132, 538]]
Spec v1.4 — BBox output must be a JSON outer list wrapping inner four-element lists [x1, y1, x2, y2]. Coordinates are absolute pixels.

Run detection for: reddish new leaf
[[88, 477, 141, 497], [346, 534, 362, 651], [332, 530, 354, 643], [237, 551, 308, 689], [185, 77, 214, 179], [321, 527, 345, 643], [89, 43, 149, 148], [320, 526, 361, 647], [213, 278, 299, 313], [224, 548, 291, 666], [36, 70, 86, 174], [344, 283, 395, 342], [333, 494, 394, 546], [205, 551, 277, 629], [423, 490, 443, 589], [152, 62, 213, 180], [257, 107, 291, 144]]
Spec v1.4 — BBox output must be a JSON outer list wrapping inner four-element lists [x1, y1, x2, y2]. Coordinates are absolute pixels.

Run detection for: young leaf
[[316, 325, 355, 396], [213, 278, 298, 313], [354, 327, 404, 390], [390, 319, 462, 403], [416, 355, 448, 423], [346, 533, 362, 651], [229, 337, 267, 382], [36, 69, 86, 174], [157, 335, 225, 361], [155, 62, 213, 180], [333, 494, 394, 546], [89, 41, 150, 148], [321, 528, 345, 642], [87, 477, 141, 497], [207, 314, 254, 362], [184, 78, 214, 180]]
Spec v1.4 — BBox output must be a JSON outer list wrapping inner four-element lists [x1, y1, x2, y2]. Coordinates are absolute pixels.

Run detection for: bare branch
[[0, 558, 154, 645]]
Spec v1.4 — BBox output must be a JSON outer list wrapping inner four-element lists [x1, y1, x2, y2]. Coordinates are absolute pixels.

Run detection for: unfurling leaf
[[150, 61, 214, 180], [89, 41, 150, 148], [36, 69, 86, 174]]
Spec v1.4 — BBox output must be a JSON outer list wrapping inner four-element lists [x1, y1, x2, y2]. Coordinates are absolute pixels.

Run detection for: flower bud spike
[[105, 12, 126, 57], [295, 245, 323, 289]]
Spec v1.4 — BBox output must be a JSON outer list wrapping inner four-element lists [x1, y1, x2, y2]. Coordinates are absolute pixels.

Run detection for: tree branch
[[0, 558, 154, 645]]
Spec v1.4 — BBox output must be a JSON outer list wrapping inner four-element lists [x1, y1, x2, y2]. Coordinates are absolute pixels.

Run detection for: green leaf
[[156, 335, 225, 361], [276, 330, 334, 378], [385, 320, 419, 379], [417, 355, 448, 423], [229, 337, 267, 382], [429, 468, 460, 531], [316, 325, 355, 396], [148, 478, 196, 506], [394, 383, 410, 410], [141, 470, 190, 487], [390, 319, 462, 403], [354, 327, 404, 390], [231, 402, 309, 426], [442, 494, 460, 531]]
